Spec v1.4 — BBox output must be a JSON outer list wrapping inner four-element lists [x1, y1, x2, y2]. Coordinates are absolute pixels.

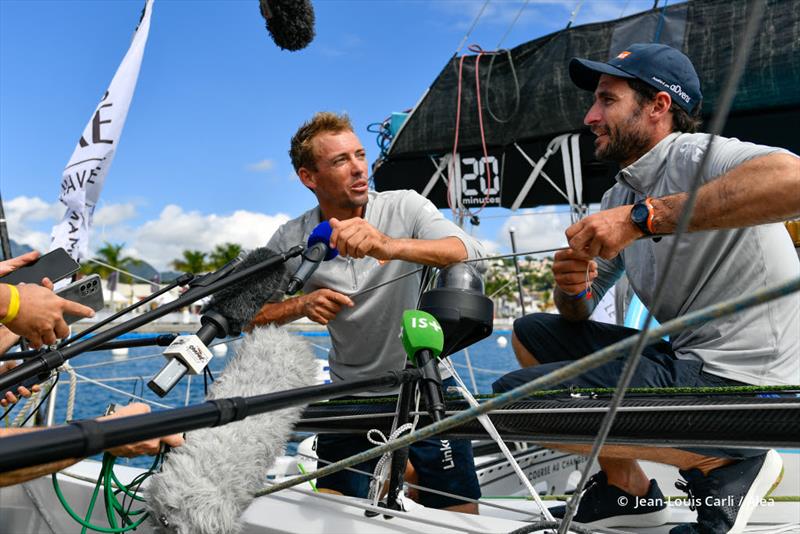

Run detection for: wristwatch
[[631, 198, 656, 236]]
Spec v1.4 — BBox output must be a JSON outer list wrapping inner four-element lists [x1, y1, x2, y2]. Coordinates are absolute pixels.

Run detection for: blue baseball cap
[[569, 43, 702, 114]]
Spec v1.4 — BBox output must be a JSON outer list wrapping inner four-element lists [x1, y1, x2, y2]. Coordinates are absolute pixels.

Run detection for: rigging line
[[87, 257, 166, 287], [349, 246, 566, 301], [255, 275, 800, 498], [558, 2, 769, 532], [478, 207, 592, 219], [454, 0, 491, 55], [270, 484, 490, 534], [309, 455, 541, 519], [305, 448, 548, 520], [565, 0, 585, 29], [496, 0, 531, 49], [450, 361, 507, 376], [348, 246, 564, 301], [444, 367, 554, 521], [619, 0, 633, 18], [71, 371, 173, 409]]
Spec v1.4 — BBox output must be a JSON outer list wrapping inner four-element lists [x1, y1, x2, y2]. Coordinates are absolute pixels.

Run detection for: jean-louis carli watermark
[[620, 495, 776, 509]]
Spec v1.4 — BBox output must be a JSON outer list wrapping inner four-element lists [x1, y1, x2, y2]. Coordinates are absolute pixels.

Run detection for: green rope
[[52, 452, 161, 533]]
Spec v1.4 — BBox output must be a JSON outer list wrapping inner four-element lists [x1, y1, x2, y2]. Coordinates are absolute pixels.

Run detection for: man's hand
[[300, 288, 354, 325], [566, 205, 643, 260], [102, 403, 185, 457], [0, 360, 41, 407], [553, 249, 598, 296], [329, 217, 394, 261], [6, 278, 94, 348], [0, 251, 40, 277]]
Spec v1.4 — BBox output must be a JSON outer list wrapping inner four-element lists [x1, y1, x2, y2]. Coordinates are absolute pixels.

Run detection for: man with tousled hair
[[494, 43, 799, 533], [251, 112, 484, 513]]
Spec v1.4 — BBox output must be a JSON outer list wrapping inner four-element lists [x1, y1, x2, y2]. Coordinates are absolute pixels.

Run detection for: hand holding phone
[[56, 274, 104, 324], [2, 282, 95, 348], [0, 248, 79, 285]]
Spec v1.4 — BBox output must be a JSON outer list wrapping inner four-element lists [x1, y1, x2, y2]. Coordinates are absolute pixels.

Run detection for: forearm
[[0, 458, 78, 487], [651, 153, 800, 234], [0, 427, 78, 486], [0, 327, 19, 354], [389, 236, 468, 268], [554, 287, 593, 321], [249, 298, 307, 328]]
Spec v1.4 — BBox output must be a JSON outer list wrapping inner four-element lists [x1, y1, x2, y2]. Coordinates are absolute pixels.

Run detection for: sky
[[0, 0, 656, 270]]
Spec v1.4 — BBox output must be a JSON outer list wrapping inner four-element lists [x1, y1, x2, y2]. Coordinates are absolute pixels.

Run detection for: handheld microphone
[[148, 248, 289, 397], [147, 326, 319, 534], [258, 0, 315, 51], [286, 220, 338, 295], [401, 310, 446, 422]]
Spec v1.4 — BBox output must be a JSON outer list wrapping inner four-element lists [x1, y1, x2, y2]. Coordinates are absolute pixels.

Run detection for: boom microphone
[[286, 220, 338, 295], [258, 0, 316, 51], [147, 326, 318, 534], [148, 248, 290, 397]]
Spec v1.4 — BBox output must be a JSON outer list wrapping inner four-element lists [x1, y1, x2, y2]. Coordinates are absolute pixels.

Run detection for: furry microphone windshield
[[201, 247, 290, 334], [259, 0, 316, 51], [146, 326, 318, 534]]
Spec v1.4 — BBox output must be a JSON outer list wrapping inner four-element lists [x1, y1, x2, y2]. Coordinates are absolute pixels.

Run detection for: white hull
[[2, 449, 797, 533]]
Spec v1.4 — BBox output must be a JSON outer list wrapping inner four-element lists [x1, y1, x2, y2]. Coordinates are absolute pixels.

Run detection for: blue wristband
[[571, 288, 589, 300]]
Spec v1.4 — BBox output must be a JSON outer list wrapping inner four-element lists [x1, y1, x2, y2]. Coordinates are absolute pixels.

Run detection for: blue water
[[40, 330, 518, 468]]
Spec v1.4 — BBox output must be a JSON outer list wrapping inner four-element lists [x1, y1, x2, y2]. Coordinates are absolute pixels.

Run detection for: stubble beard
[[594, 107, 651, 164]]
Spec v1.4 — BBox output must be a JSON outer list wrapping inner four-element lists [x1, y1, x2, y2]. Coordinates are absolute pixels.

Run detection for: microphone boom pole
[[0, 246, 304, 393], [0, 367, 422, 473]]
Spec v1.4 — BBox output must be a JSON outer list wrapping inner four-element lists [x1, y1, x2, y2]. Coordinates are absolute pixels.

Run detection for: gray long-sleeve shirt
[[588, 132, 799, 385], [266, 190, 485, 389]]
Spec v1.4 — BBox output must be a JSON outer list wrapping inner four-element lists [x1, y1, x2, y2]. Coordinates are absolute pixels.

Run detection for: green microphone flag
[[401, 310, 444, 365]]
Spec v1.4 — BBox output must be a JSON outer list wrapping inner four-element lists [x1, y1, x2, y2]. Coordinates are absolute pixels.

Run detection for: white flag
[[50, 0, 154, 260]]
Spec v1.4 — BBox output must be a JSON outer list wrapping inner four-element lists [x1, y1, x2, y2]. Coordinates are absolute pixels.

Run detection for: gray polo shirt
[[589, 133, 799, 386], [266, 190, 485, 389]]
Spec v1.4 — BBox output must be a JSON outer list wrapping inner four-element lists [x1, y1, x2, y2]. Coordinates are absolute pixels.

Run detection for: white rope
[[365, 423, 415, 505], [59, 362, 78, 422], [11, 384, 43, 427], [87, 257, 166, 287], [441, 359, 554, 521], [72, 371, 173, 409], [461, 348, 480, 395]]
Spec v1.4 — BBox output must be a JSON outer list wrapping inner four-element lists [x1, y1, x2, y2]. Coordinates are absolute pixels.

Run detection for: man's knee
[[511, 331, 538, 367], [512, 314, 553, 368]]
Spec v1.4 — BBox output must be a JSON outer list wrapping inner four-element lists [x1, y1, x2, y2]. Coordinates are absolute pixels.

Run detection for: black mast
[[0, 189, 12, 260]]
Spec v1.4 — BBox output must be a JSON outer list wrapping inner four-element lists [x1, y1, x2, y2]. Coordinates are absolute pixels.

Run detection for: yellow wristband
[[0, 284, 20, 325]]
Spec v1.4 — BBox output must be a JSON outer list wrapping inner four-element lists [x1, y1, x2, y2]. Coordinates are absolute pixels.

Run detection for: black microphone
[[258, 0, 315, 51], [148, 248, 289, 397], [286, 220, 338, 295]]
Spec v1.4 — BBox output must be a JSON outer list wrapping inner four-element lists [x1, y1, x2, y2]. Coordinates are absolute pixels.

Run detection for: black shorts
[[315, 378, 481, 509], [493, 313, 762, 459]]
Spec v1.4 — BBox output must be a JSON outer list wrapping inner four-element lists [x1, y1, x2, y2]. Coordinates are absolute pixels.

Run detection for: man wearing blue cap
[[494, 43, 799, 533]]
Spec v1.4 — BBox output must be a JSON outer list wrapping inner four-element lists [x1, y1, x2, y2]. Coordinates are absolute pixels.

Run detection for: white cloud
[[246, 159, 275, 172], [132, 205, 291, 270], [93, 202, 137, 226], [4, 196, 64, 251], [500, 207, 573, 255]]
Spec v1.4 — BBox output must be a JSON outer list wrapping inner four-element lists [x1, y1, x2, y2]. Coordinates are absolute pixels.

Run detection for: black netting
[[374, 0, 800, 208]]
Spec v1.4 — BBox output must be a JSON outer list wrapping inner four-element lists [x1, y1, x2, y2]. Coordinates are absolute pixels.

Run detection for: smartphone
[[1, 248, 79, 285], [56, 274, 104, 324]]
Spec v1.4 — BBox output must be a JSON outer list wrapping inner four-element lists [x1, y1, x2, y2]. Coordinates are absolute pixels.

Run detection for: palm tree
[[81, 242, 141, 282], [171, 250, 209, 274], [207, 242, 242, 270]]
